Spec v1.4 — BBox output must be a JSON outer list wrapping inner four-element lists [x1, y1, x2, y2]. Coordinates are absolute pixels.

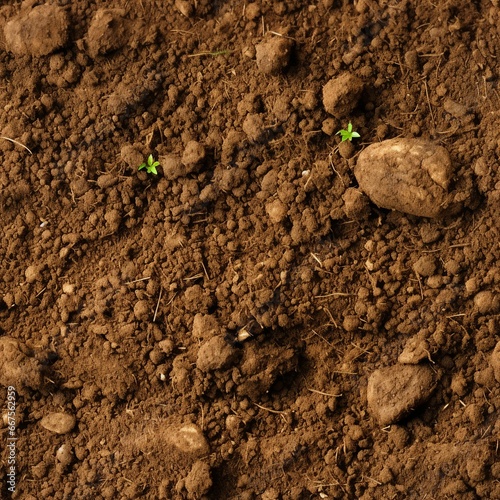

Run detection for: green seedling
[[138, 154, 160, 175], [336, 122, 360, 142]]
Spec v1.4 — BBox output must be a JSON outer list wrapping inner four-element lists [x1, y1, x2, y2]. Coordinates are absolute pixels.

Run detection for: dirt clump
[[491, 342, 500, 382], [255, 35, 294, 75], [367, 363, 436, 425], [86, 9, 129, 58], [0, 337, 43, 393], [182, 460, 212, 499], [3, 4, 69, 57], [322, 72, 364, 118]]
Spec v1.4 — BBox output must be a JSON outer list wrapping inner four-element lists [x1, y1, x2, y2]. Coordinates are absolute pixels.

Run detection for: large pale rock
[[354, 138, 460, 218], [4, 5, 69, 57], [367, 364, 436, 425]]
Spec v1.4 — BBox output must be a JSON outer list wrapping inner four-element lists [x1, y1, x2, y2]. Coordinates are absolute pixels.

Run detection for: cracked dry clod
[[256, 37, 294, 75], [354, 138, 463, 218], [367, 364, 436, 425], [4, 5, 69, 57], [0, 336, 43, 392], [322, 73, 364, 118]]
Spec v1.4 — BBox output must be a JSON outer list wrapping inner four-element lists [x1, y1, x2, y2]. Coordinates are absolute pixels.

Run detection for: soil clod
[[367, 364, 436, 425]]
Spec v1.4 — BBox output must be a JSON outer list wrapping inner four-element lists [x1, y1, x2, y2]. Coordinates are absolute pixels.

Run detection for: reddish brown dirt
[[1, 1, 499, 499]]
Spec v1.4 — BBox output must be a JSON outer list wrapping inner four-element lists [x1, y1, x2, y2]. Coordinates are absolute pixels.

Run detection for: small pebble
[[25, 265, 42, 283], [40, 412, 76, 434], [56, 443, 73, 466], [169, 424, 209, 455], [474, 291, 499, 314], [133, 300, 150, 321]]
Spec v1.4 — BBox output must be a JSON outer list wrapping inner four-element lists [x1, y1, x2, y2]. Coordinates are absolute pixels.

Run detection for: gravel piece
[[40, 412, 76, 434]]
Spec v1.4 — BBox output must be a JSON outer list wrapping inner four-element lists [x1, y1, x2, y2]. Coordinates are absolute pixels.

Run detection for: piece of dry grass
[[0, 136, 33, 154]]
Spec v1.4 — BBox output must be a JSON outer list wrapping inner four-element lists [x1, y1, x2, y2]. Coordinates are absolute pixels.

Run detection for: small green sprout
[[336, 122, 361, 142], [138, 154, 160, 175]]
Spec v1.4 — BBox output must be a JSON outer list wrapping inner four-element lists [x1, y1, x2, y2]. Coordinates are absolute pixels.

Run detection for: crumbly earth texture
[[0, 1, 499, 499]]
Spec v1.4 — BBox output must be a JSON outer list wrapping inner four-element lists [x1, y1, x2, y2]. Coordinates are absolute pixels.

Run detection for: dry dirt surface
[[1, 1, 499, 499]]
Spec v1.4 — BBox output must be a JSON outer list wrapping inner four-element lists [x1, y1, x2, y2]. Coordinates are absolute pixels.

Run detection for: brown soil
[[1, 1, 499, 499]]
